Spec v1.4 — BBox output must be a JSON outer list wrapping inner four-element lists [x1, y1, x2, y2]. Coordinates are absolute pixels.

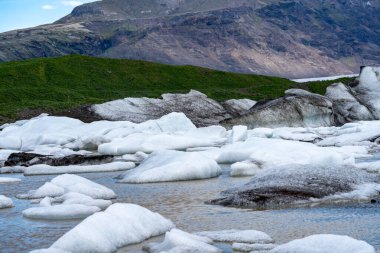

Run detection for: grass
[[0, 55, 355, 122]]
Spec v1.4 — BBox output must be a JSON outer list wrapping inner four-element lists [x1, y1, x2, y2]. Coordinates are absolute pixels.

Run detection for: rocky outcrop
[[208, 165, 379, 210], [91, 90, 233, 127], [223, 89, 334, 129]]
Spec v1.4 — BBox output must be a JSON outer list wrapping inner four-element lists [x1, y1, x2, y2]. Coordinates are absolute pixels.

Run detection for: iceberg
[[145, 229, 221, 253], [272, 234, 375, 253], [0, 177, 21, 183], [22, 204, 101, 220], [19, 174, 116, 200], [40, 203, 174, 253], [210, 165, 380, 209], [0, 195, 13, 209], [118, 150, 221, 183], [24, 161, 135, 175], [195, 229, 273, 244]]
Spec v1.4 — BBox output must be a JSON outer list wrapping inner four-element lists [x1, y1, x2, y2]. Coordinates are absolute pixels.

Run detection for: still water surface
[[1, 165, 379, 253]]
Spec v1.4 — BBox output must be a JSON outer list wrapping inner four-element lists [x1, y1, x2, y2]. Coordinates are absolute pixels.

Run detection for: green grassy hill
[[0, 55, 353, 122]]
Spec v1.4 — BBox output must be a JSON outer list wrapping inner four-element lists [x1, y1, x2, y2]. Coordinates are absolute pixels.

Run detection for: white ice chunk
[[50, 174, 116, 199], [0, 177, 21, 183], [195, 230, 273, 244], [0, 195, 13, 209], [22, 204, 100, 220], [272, 234, 375, 253], [230, 161, 261, 177], [99, 126, 227, 155], [19, 174, 116, 200], [46, 203, 174, 253], [356, 161, 380, 173], [229, 125, 248, 143], [19, 182, 65, 199], [30, 248, 71, 253], [232, 242, 276, 252], [145, 229, 221, 253], [24, 162, 135, 175], [118, 150, 221, 183], [60, 192, 112, 210], [39, 197, 52, 207]]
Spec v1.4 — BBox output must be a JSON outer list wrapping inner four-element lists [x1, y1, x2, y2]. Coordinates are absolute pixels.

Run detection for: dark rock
[[4, 153, 45, 167], [4, 153, 113, 167]]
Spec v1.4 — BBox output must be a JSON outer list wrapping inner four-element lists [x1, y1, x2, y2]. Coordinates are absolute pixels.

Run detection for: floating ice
[[229, 125, 248, 143], [145, 229, 221, 253], [19, 174, 116, 200], [22, 204, 101, 220], [230, 161, 261, 177], [24, 162, 135, 175], [59, 192, 112, 210], [202, 137, 361, 167], [41, 203, 174, 253], [356, 161, 380, 173], [232, 242, 276, 252], [272, 234, 375, 253], [0, 177, 21, 183], [99, 126, 227, 155], [317, 121, 380, 147], [195, 230, 273, 244], [118, 150, 221, 183], [0, 195, 13, 209], [0, 113, 196, 153]]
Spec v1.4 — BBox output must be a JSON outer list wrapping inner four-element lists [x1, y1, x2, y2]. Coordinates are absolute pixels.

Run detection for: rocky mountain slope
[[0, 0, 379, 78]]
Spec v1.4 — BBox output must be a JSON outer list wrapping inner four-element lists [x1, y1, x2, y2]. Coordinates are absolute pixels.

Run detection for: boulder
[[223, 89, 334, 129]]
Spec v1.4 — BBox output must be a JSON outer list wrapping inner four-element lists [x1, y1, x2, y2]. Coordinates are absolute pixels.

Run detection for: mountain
[[0, 0, 379, 78]]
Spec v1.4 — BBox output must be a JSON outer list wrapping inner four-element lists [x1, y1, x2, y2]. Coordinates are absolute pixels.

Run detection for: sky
[[0, 0, 98, 33]]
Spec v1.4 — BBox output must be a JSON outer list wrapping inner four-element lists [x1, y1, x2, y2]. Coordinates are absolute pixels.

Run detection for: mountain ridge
[[0, 0, 379, 78]]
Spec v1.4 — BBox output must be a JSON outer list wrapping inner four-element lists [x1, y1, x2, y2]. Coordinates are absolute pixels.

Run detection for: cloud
[[62, 1, 83, 7], [42, 4, 56, 10]]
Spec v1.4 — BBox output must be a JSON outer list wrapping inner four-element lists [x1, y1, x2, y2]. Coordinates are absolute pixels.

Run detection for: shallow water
[[1, 164, 380, 253]]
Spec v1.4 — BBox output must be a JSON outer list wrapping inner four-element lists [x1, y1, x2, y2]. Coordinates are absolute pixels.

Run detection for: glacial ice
[[232, 242, 276, 252], [230, 161, 261, 177], [98, 126, 227, 155], [210, 165, 380, 209], [272, 234, 375, 253], [201, 137, 362, 167], [43, 203, 174, 253], [0, 177, 21, 183], [145, 229, 221, 253], [19, 174, 116, 200], [195, 229, 273, 244], [24, 161, 135, 175], [118, 150, 221, 183], [0, 195, 13, 209], [22, 204, 101, 220]]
